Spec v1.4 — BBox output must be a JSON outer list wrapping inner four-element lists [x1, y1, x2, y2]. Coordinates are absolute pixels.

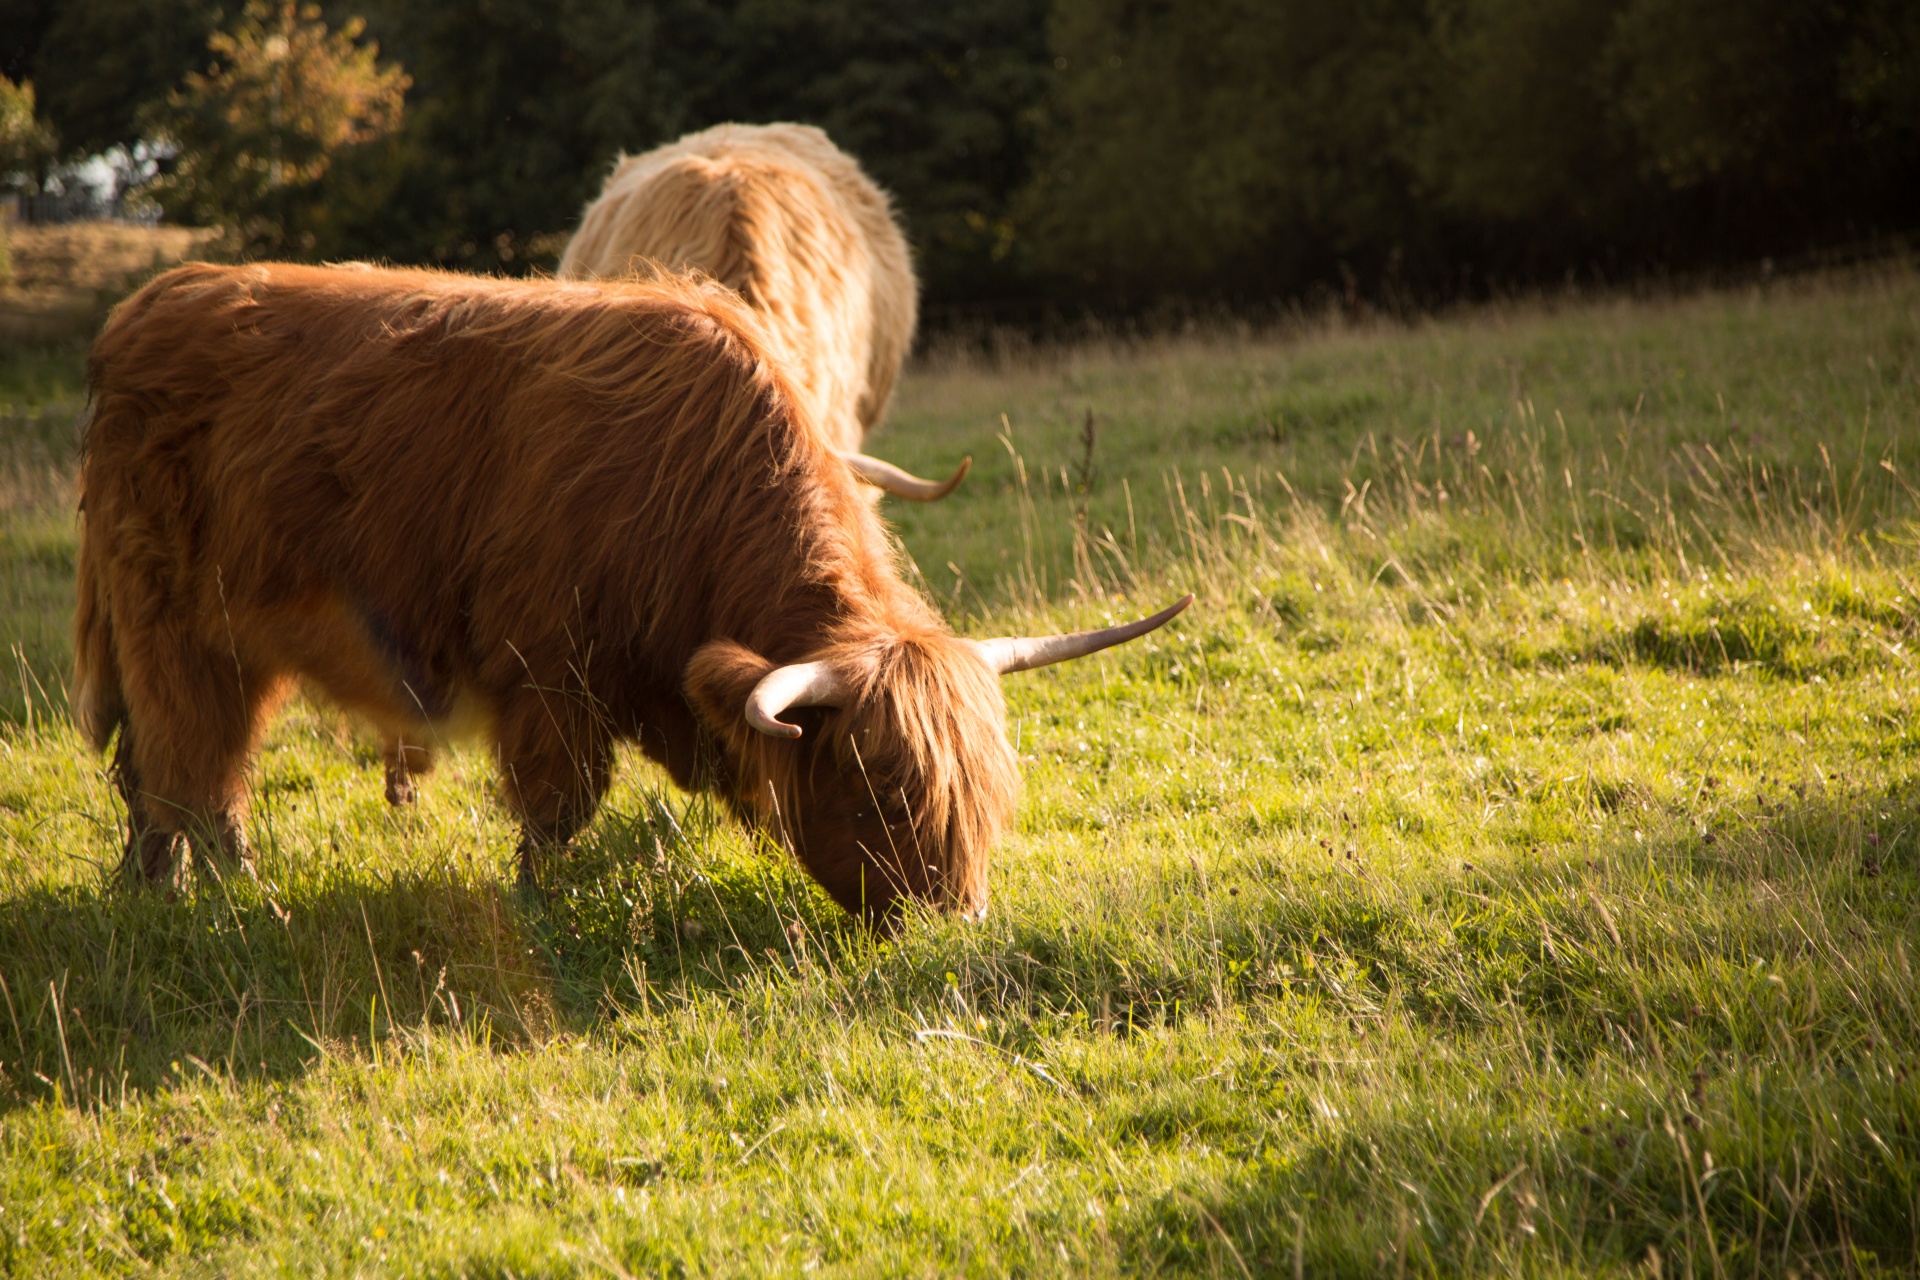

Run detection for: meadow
[[1, 263, 1917, 1276], [0, 224, 213, 345]]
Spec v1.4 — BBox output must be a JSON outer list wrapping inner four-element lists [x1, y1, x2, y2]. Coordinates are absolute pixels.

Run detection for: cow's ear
[[684, 640, 775, 747]]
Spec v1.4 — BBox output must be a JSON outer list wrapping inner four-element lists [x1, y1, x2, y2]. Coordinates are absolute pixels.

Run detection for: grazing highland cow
[[75, 262, 1188, 921], [559, 122, 966, 502]]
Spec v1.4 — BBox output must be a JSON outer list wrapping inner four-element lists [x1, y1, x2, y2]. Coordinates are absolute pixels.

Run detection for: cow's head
[[685, 597, 1191, 922]]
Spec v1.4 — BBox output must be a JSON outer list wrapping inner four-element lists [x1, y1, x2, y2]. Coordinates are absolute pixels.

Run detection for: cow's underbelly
[[246, 591, 494, 747]]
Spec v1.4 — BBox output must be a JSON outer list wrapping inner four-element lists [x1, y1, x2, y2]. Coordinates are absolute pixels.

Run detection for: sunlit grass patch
[[2, 266, 1919, 1274]]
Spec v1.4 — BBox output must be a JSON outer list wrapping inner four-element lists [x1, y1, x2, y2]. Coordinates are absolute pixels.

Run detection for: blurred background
[[2, 0, 1918, 325]]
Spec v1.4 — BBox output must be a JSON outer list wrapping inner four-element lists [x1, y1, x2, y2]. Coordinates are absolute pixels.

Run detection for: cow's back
[[88, 264, 545, 624], [558, 123, 917, 452], [82, 262, 869, 718]]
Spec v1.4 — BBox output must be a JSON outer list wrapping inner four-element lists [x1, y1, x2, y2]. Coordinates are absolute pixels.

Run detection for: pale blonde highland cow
[[559, 122, 967, 500]]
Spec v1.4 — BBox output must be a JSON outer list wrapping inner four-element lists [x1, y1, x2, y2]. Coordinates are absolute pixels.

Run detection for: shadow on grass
[[1501, 572, 1918, 684], [0, 868, 549, 1112], [1125, 1063, 1919, 1277], [4, 775, 1914, 1172], [1106, 783, 1920, 1276], [0, 792, 874, 1114]]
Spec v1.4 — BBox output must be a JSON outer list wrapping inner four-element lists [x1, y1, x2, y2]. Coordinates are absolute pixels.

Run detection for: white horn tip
[[744, 658, 848, 736], [929, 455, 973, 500], [969, 593, 1197, 676], [747, 710, 804, 739], [841, 451, 972, 501]]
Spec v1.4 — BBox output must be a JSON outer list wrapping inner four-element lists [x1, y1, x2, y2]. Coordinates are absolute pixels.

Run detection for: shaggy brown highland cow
[[379, 124, 960, 807], [75, 261, 1188, 921], [558, 122, 966, 502]]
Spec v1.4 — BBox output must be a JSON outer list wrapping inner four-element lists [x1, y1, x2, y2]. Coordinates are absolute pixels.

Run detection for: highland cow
[[559, 122, 967, 501], [74, 261, 1188, 921]]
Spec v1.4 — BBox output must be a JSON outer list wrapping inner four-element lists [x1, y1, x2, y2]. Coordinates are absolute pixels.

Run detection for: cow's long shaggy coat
[[75, 261, 1016, 918], [557, 122, 916, 454]]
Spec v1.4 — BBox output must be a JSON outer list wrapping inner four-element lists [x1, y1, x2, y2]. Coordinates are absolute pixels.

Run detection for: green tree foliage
[[1019, 0, 1432, 300], [1026, 0, 1920, 305], [1844, 0, 1920, 135], [697, 0, 1051, 303], [141, 1, 408, 256], [0, 74, 55, 180], [3, 0, 1914, 308], [25, 0, 230, 158], [307, 0, 704, 270], [315, 0, 1048, 300], [1, 73, 58, 284], [0, 2, 60, 85], [1411, 0, 1627, 227]]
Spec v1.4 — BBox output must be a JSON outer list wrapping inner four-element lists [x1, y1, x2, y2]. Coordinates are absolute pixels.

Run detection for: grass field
[[0, 223, 213, 345], [2, 264, 1918, 1276]]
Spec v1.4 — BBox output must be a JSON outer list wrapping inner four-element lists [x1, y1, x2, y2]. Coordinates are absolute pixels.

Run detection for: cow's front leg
[[188, 811, 256, 882], [513, 817, 591, 892], [111, 728, 182, 886], [111, 627, 286, 890], [494, 693, 612, 893], [382, 735, 434, 806]]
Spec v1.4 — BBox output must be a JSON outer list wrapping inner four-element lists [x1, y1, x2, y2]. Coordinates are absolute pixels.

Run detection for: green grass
[[3, 268, 1919, 1276]]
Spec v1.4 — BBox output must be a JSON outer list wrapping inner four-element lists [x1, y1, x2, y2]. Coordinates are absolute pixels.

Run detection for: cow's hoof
[[119, 826, 185, 890], [514, 840, 544, 896], [194, 814, 258, 884]]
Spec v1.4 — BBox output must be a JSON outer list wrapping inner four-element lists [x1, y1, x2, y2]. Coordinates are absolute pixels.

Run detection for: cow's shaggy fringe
[[559, 122, 917, 453], [75, 261, 1016, 917]]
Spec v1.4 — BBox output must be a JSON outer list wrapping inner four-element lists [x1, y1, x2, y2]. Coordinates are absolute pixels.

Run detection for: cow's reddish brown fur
[[75, 261, 1017, 918], [377, 125, 921, 809]]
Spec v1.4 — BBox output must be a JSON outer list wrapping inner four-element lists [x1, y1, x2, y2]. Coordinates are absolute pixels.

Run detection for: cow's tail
[[71, 471, 124, 753]]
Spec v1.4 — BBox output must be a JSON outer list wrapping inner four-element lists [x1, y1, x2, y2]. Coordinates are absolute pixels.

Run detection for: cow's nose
[[958, 898, 989, 924]]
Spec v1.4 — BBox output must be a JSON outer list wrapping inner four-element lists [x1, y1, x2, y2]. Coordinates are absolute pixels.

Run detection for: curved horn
[[745, 660, 852, 738], [840, 451, 972, 502], [969, 595, 1194, 675]]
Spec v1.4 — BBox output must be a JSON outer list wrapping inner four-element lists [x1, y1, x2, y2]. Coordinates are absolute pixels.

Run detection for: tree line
[[4, 0, 1916, 316]]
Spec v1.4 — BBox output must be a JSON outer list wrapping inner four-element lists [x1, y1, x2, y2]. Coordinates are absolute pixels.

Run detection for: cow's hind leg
[[111, 726, 185, 886], [494, 695, 612, 891], [115, 621, 287, 885]]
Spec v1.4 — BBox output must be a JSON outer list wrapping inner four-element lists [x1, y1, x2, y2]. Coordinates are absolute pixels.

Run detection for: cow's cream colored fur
[[558, 122, 916, 453]]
